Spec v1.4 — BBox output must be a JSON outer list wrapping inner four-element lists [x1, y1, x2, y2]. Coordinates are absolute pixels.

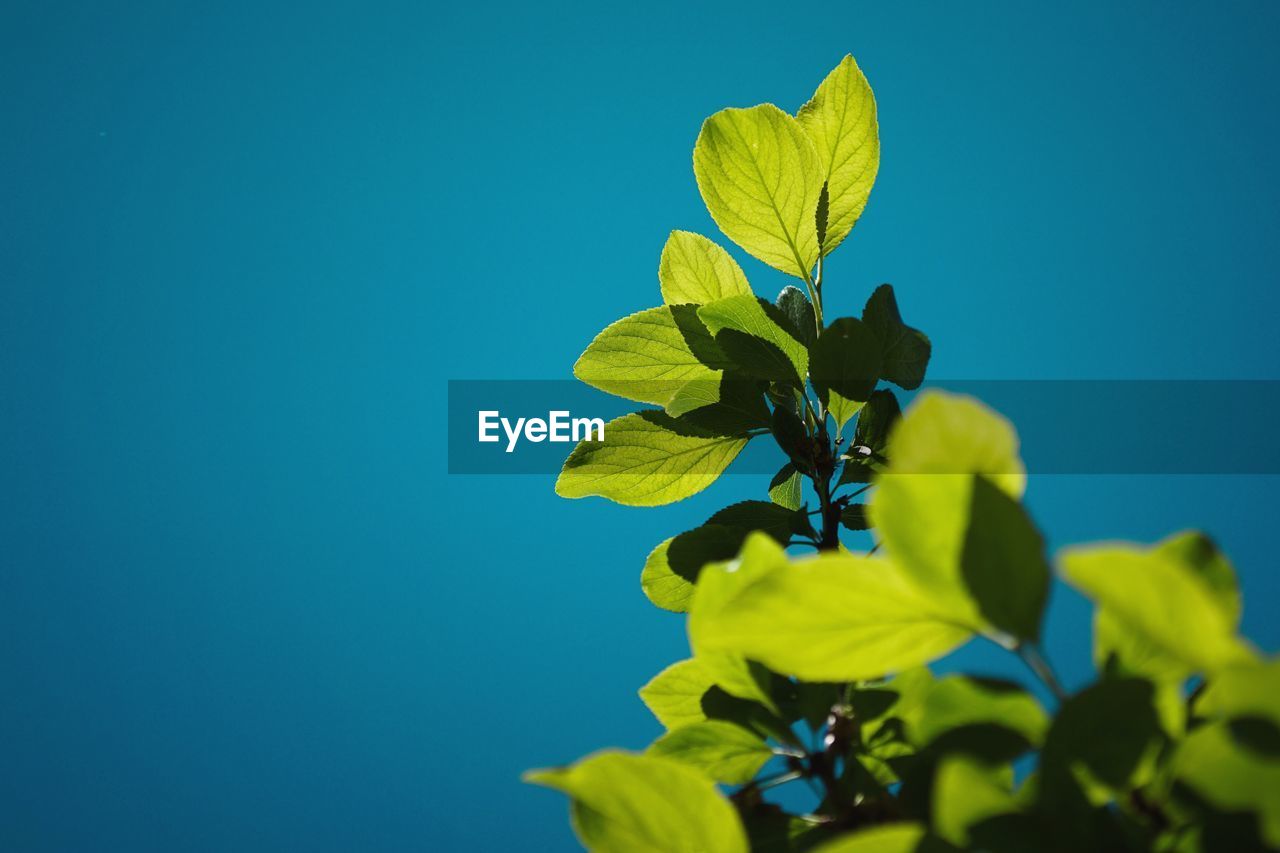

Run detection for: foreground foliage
[[527, 56, 1280, 852]]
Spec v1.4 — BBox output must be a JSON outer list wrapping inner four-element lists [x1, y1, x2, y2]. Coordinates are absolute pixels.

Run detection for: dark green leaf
[[679, 375, 772, 435], [708, 500, 813, 543], [772, 404, 815, 474], [775, 286, 818, 349], [815, 181, 830, 249], [811, 317, 882, 404], [853, 389, 901, 455], [717, 329, 803, 383], [840, 504, 870, 531], [668, 524, 754, 581], [960, 476, 1051, 642], [862, 284, 931, 390]]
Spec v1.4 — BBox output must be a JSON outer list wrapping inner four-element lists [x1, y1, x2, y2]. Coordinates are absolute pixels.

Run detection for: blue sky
[[3, 1, 1278, 850]]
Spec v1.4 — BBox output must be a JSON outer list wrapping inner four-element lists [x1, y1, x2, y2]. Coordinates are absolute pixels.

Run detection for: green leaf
[[768, 464, 803, 510], [525, 751, 748, 853], [960, 476, 1051, 642], [659, 230, 751, 305], [771, 404, 815, 475], [573, 306, 725, 407], [1095, 532, 1241, 692], [698, 295, 809, 382], [1059, 542, 1256, 675], [876, 390, 1025, 493], [869, 392, 1028, 630], [932, 756, 1018, 848], [642, 526, 749, 613], [639, 659, 714, 730], [797, 55, 880, 255], [694, 104, 823, 279], [853, 389, 900, 454], [809, 823, 925, 853], [699, 653, 780, 714], [707, 500, 811, 543], [827, 391, 865, 432], [671, 375, 771, 435], [689, 536, 974, 682], [1171, 720, 1280, 847], [1197, 659, 1280, 725], [911, 676, 1048, 747], [840, 504, 869, 531], [862, 285, 931, 391], [811, 318, 882, 405], [774, 286, 817, 349], [1039, 679, 1163, 801], [647, 720, 773, 784], [557, 411, 748, 506]]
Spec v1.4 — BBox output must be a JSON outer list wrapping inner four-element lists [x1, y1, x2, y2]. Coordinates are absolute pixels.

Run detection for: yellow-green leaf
[[689, 537, 974, 682], [573, 306, 723, 408], [638, 659, 714, 730], [647, 720, 772, 784], [797, 55, 880, 255], [525, 751, 748, 853], [658, 230, 751, 305], [694, 104, 823, 279], [697, 294, 809, 382], [868, 392, 1033, 633], [556, 412, 747, 506], [1059, 543, 1256, 675], [810, 823, 926, 853]]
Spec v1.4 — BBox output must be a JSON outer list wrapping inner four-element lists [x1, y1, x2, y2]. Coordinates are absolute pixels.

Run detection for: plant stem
[[1015, 641, 1068, 703]]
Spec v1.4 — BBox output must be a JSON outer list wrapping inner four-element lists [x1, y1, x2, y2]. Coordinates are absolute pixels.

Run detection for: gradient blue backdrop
[[3, 2, 1278, 850]]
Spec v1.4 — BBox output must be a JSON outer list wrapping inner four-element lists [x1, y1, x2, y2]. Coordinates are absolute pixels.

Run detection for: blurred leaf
[[932, 756, 1018, 847], [639, 658, 714, 730], [525, 751, 748, 852], [960, 476, 1051, 641], [1172, 720, 1280, 848], [648, 720, 773, 784], [1060, 543, 1255, 676], [694, 104, 823, 278], [870, 392, 1028, 630], [809, 823, 925, 853], [1197, 659, 1280, 725], [1039, 679, 1163, 804], [689, 538, 974, 682], [910, 676, 1048, 747]]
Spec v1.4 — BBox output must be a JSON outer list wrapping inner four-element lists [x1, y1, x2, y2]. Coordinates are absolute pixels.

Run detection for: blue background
[[3, 2, 1278, 850]]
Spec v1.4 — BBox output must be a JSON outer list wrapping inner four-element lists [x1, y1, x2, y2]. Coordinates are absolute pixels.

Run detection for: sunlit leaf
[[557, 412, 748, 506], [797, 55, 879, 255], [525, 751, 748, 852], [694, 104, 823, 278], [648, 720, 773, 784], [659, 230, 751, 305]]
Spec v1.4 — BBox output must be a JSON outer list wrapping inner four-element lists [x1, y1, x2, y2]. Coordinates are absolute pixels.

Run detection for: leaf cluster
[[530, 56, 1280, 853]]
